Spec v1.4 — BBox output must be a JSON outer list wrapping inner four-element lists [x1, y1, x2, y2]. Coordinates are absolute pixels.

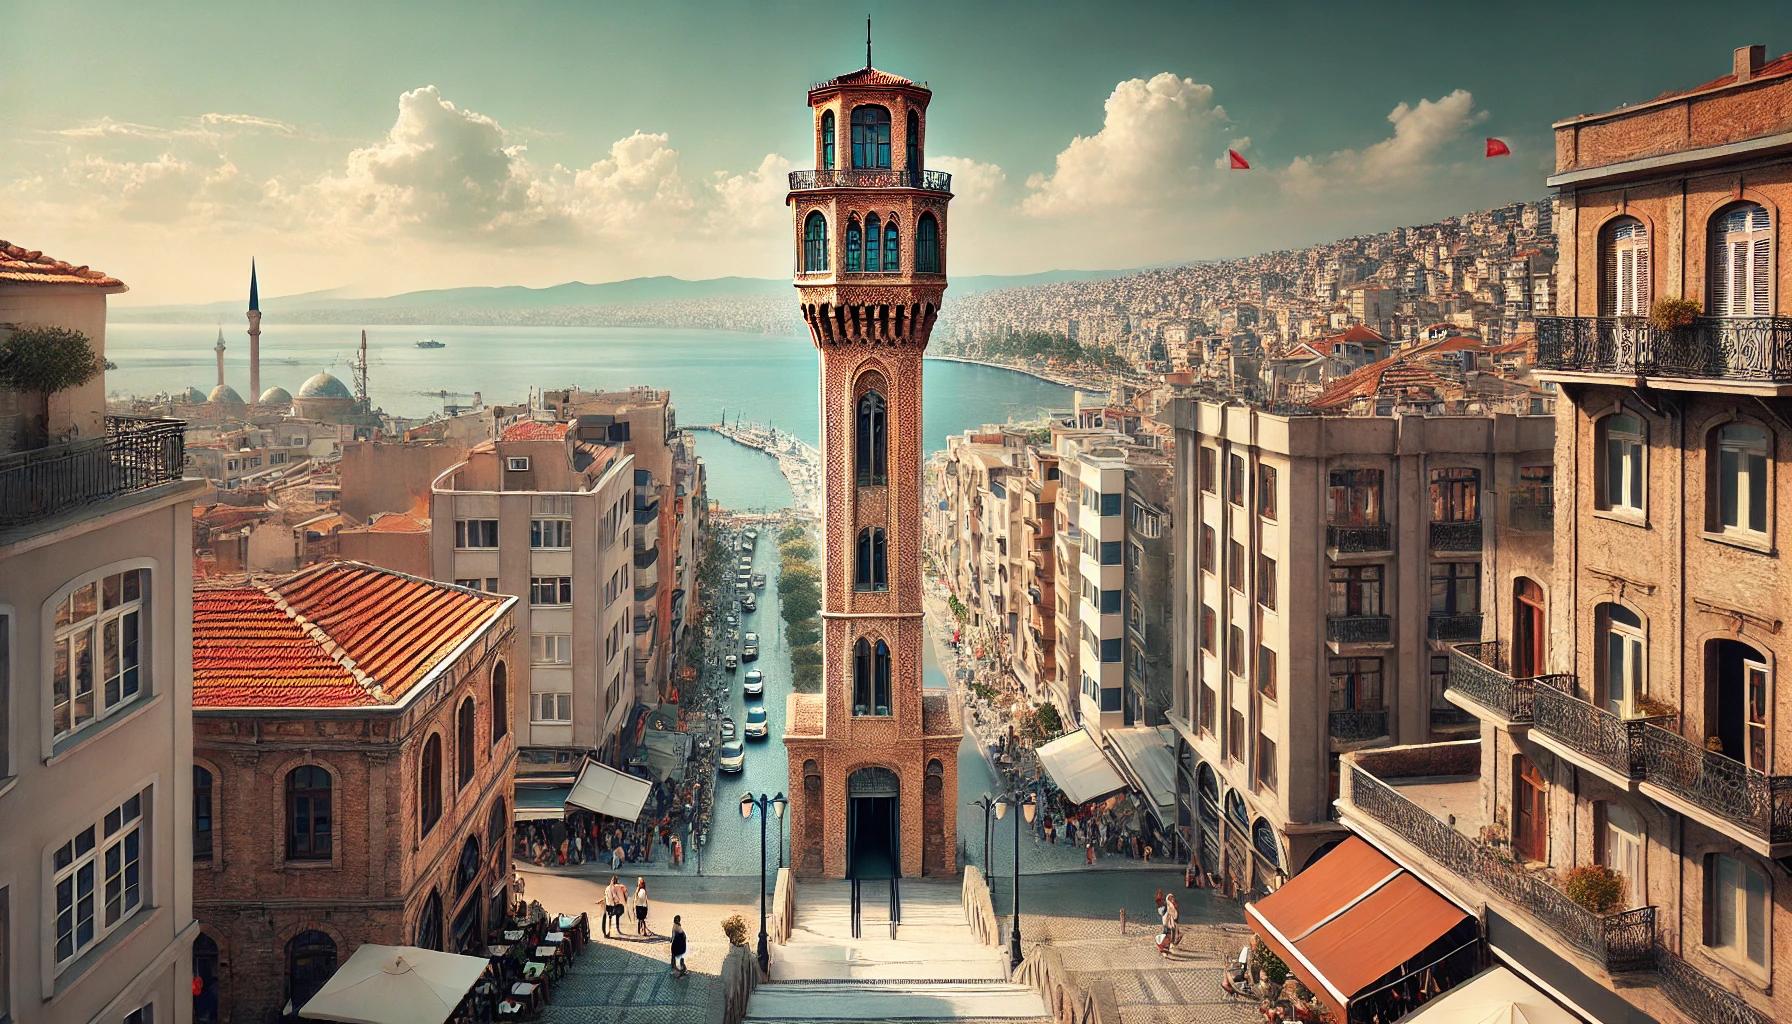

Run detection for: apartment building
[[1170, 397, 1554, 892], [935, 430, 1025, 677], [1333, 45, 1792, 1024], [1, 243, 205, 1024], [430, 418, 636, 766], [1017, 446, 1062, 710]]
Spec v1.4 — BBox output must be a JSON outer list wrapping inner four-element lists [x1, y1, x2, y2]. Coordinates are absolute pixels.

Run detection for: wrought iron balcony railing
[[1533, 682, 1648, 779], [1329, 708, 1390, 744], [1429, 519, 1484, 552], [1326, 521, 1391, 553], [1347, 765, 1656, 972], [1654, 944, 1775, 1024], [1326, 614, 1392, 645], [634, 499, 660, 525], [1536, 315, 1792, 382], [788, 168, 954, 193], [1429, 705, 1480, 731], [1, 416, 187, 531], [1444, 641, 1573, 724], [1640, 724, 1792, 845], [1427, 613, 1483, 642], [634, 546, 660, 568], [1507, 494, 1554, 533]]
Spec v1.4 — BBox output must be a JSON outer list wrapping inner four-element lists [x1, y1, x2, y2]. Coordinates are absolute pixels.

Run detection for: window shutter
[[1633, 243, 1650, 316], [1711, 239, 1732, 317], [1751, 237, 1771, 316], [1617, 249, 1635, 315], [1601, 241, 1618, 316]]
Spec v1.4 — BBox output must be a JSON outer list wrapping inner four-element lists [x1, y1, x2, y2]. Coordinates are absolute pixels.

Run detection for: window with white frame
[[1707, 853, 1768, 968], [506, 457, 530, 472], [531, 519, 572, 549], [1713, 423, 1769, 537], [1709, 203, 1773, 318], [530, 577, 572, 606], [1600, 217, 1650, 317], [52, 787, 147, 970], [533, 692, 572, 723], [52, 569, 147, 741], [1599, 414, 1645, 515], [454, 520, 498, 548], [529, 634, 571, 665]]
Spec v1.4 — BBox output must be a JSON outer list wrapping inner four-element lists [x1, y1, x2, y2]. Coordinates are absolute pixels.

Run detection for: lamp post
[[740, 791, 787, 976], [969, 793, 998, 873], [994, 792, 1036, 969]]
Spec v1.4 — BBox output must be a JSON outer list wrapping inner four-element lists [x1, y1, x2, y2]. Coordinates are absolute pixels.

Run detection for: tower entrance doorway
[[847, 767, 900, 879]]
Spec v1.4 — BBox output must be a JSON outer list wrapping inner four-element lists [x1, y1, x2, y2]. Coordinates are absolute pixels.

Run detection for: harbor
[[692, 417, 822, 519]]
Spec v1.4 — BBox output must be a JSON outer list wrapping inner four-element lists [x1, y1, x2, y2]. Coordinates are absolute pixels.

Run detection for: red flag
[[1485, 138, 1511, 157], [1227, 149, 1250, 170]]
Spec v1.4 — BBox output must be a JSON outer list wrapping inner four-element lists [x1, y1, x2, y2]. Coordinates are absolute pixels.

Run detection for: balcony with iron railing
[[1429, 519, 1483, 552], [1531, 679, 1659, 783], [1, 416, 188, 534], [1507, 493, 1553, 533], [1639, 723, 1792, 852], [1444, 641, 1571, 725], [788, 168, 953, 193], [1328, 707, 1389, 745], [1326, 614, 1392, 646], [1427, 612, 1483, 642], [1325, 521, 1391, 555], [1536, 315, 1792, 385]]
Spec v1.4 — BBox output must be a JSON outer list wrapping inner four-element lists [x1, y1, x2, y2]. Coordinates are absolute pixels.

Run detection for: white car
[[720, 741, 746, 773], [744, 706, 769, 739], [744, 670, 764, 696], [724, 654, 738, 671]]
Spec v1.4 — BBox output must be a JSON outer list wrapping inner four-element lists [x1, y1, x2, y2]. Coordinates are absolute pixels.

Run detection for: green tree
[[778, 522, 807, 544], [0, 326, 105, 447], [779, 540, 817, 562]]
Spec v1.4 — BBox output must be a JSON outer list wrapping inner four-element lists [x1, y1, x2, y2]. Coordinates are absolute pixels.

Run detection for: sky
[[4, 1, 1790, 304]]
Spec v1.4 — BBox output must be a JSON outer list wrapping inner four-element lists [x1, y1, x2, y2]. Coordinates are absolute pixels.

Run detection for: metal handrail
[[788, 168, 953, 193], [2, 416, 186, 530], [1536, 315, 1792, 381], [850, 878, 861, 939], [889, 876, 900, 939]]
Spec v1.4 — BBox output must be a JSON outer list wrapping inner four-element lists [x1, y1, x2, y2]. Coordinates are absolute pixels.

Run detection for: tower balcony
[[789, 168, 953, 193]]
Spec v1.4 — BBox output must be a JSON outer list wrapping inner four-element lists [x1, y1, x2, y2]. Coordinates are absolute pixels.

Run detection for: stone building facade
[[782, 64, 961, 880], [190, 562, 517, 1021]]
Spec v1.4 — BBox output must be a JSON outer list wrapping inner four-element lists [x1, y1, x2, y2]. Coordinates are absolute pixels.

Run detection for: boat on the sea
[[416, 339, 445, 349]]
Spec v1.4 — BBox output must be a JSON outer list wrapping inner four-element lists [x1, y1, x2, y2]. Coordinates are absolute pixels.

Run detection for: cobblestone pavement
[[522, 870, 761, 1024]]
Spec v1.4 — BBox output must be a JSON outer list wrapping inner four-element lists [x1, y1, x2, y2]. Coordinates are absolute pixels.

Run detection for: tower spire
[[248, 259, 259, 312], [866, 18, 872, 67], [246, 260, 263, 412]]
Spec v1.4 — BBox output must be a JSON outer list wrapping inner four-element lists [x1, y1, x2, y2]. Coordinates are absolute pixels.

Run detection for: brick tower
[[783, 62, 960, 879]]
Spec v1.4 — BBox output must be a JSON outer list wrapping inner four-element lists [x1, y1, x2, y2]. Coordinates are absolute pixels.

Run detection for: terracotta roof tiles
[[0, 240, 125, 289], [501, 420, 572, 442], [1651, 51, 1792, 102], [1309, 356, 1457, 410], [367, 511, 429, 533], [814, 66, 922, 91]]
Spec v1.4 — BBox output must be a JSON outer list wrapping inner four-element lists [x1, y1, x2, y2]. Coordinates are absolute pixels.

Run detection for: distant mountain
[[109, 270, 1141, 323]]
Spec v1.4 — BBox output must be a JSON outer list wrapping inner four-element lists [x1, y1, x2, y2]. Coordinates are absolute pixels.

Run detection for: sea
[[104, 323, 1085, 511]]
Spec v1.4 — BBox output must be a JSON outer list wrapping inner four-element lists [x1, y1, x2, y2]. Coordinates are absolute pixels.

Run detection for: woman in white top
[[634, 878, 650, 936]]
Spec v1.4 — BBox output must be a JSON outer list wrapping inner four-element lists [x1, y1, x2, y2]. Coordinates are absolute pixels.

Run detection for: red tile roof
[[1310, 357, 1457, 410], [367, 511, 429, 533], [1652, 51, 1792, 102], [0, 240, 125, 289], [815, 66, 920, 90], [501, 419, 572, 442], [194, 562, 507, 709], [1312, 324, 1388, 353]]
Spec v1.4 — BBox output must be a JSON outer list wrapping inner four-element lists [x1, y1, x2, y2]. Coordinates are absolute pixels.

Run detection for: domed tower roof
[[208, 384, 246, 405], [298, 372, 353, 400], [180, 386, 208, 403], [259, 386, 292, 405]]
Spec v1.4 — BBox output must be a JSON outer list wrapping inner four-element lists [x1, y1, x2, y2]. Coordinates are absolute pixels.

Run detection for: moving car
[[741, 594, 757, 612], [744, 705, 768, 739], [752, 573, 766, 590], [720, 741, 746, 773], [721, 716, 736, 740], [744, 670, 764, 696], [745, 527, 758, 540], [724, 653, 738, 671], [742, 631, 760, 662]]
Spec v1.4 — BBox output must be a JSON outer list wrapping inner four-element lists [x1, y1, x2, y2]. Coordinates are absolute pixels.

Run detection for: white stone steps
[[744, 981, 1049, 1021]]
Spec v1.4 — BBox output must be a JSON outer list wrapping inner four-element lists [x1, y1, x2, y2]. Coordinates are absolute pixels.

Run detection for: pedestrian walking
[[1085, 842, 1095, 866], [600, 876, 618, 937], [634, 878, 650, 936], [606, 876, 629, 936], [670, 915, 688, 976]]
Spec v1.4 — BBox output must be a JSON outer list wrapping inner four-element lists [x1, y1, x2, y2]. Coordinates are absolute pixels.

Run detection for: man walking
[[601, 876, 617, 937], [670, 915, 688, 977], [605, 876, 629, 937]]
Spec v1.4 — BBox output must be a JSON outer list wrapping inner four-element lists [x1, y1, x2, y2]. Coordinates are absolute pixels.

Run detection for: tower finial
[[249, 259, 259, 312], [867, 17, 872, 68]]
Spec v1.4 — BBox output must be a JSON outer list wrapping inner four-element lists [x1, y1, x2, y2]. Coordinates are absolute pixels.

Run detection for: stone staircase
[[744, 878, 1050, 1022]]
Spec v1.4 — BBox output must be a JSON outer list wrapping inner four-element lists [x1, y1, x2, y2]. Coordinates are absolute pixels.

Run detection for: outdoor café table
[[510, 981, 544, 1011], [487, 945, 511, 957], [534, 946, 557, 959], [503, 930, 524, 942], [544, 932, 565, 944]]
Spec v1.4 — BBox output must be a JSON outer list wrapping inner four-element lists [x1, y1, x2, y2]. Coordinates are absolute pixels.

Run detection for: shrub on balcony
[[0, 325, 105, 447], [1648, 297, 1700, 332], [1561, 864, 1627, 914], [1035, 702, 1064, 736]]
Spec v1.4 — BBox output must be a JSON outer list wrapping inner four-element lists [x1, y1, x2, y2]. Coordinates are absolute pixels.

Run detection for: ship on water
[[416, 339, 445, 349]]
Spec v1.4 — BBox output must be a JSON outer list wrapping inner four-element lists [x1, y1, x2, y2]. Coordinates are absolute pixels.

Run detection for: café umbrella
[[298, 944, 489, 1024]]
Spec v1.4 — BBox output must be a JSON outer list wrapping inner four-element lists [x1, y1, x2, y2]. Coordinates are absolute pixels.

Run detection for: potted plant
[[1648, 297, 1700, 332], [0, 325, 105, 449], [1561, 864, 1628, 914]]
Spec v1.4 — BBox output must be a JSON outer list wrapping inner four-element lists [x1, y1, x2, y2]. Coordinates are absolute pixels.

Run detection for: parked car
[[744, 631, 759, 646], [720, 741, 746, 773], [724, 654, 738, 671], [745, 528, 758, 540], [741, 594, 757, 612], [742, 642, 759, 662], [721, 716, 736, 740], [744, 670, 764, 696], [744, 706, 768, 739], [752, 573, 766, 590], [725, 613, 738, 627]]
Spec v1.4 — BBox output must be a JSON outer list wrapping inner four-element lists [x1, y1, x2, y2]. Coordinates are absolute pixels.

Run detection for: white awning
[[566, 759, 653, 822], [1104, 726, 1179, 827], [1036, 728, 1127, 805], [299, 945, 488, 1024], [1395, 966, 1581, 1024], [512, 785, 570, 821]]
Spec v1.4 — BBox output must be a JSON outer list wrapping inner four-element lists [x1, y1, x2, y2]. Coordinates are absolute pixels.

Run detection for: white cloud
[[1291, 89, 1487, 187], [928, 155, 1006, 205]]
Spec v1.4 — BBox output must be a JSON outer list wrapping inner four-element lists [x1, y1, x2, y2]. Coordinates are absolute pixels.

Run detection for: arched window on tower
[[873, 640, 892, 716], [857, 389, 887, 486], [853, 638, 872, 715], [845, 218, 862, 273], [884, 218, 900, 274], [855, 528, 888, 592], [864, 213, 881, 273], [916, 214, 940, 274], [906, 109, 920, 171], [851, 106, 891, 169], [821, 110, 836, 170], [803, 212, 829, 273]]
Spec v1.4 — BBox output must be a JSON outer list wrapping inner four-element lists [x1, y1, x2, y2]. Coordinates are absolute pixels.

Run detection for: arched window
[[1599, 216, 1650, 316], [906, 109, 920, 170], [488, 799, 509, 851], [1599, 603, 1645, 716], [1706, 853, 1769, 968], [1710, 202, 1772, 317], [286, 766, 332, 860], [856, 389, 887, 486], [1712, 422, 1769, 536], [821, 110, 836, 170], [1598, 413, 1645, 514], [457, 697, 476, 790], [1597, 802, 1646, 910], [855, 528, 888, 592], [287, 930, 337, 1009], [415, 889, 443, 951], [851, 105, 891, 169], [864, 213, 881, 273], [915, 214, 940, 274], [1707, 637, 1770, 771], [455, 834, 481, 898], [491, 662, 508, 744], [421, 734, 443, 837], [194, 764, 214, 862], [1252, 818, 1280, 868], [873, 640, 892, 716], [853, 638, 872, 715], [845, 218, 862, 273], [803, 212, 829, 273], [51, 566, 148, 740], [883, 218, 900, 273], [193, 933, 220, 1024]]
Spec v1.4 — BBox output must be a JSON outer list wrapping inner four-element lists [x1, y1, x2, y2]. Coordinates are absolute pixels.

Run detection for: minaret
[[782, 60, 959, 879], [246, 260, 262, 411], [213, 327, 227, 387]]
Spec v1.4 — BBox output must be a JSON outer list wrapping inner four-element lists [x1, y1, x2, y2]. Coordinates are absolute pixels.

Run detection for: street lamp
[[740, 791, 787, 976], [994, 793, 1037, 969], [969, 793, 999, 873]]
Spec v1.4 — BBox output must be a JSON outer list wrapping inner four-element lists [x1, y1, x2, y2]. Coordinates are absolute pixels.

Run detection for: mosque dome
[[259, 386, 293, 406], [180, 386, 208, 403], [298, 372, 353, 400], [208, 384, 246, 405]]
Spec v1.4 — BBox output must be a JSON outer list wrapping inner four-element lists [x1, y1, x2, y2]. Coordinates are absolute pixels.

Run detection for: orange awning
[[1246, 836, 1469, 1022]]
